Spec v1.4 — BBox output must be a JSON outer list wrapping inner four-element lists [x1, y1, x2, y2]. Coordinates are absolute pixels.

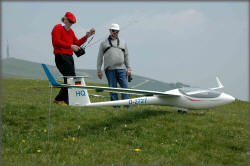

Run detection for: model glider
[[42, 64, 235, 110]]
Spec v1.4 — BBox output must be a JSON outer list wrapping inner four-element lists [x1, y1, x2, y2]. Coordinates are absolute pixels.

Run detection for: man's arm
[[73, 28, 95, 46], [72, 31, 87, 46], [97, 43, 104, 79], [124, 43, 131, 75]]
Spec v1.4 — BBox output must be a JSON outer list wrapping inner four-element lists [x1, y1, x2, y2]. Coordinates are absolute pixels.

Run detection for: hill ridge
[[2, 57, 190, 91]]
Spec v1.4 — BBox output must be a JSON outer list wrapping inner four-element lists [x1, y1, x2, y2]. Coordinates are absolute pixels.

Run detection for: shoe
[[53, 100, 67, 106], [113, 106, 120, 109], [124, 105, 131, 110]]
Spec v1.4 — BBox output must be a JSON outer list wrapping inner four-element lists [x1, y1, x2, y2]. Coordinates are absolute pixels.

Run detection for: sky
[[1, 1, 249, 101]]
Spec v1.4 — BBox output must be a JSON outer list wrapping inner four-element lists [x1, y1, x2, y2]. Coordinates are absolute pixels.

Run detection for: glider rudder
[[41, 64, 61, 86]]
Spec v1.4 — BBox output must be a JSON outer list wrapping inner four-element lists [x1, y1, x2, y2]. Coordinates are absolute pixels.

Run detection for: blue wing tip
[[41, 64, 60, 86]]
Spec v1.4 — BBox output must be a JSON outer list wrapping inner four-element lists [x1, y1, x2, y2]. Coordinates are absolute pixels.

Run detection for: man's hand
[[98, 72, 103, 79], [90, 28, 95, 35], [126, 69, 131, 76], [71, 45, 80, 52], [86, 28, 96, 38]]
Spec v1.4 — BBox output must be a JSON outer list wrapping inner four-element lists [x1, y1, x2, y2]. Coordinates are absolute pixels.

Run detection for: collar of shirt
[[62, 23, 70, 31]]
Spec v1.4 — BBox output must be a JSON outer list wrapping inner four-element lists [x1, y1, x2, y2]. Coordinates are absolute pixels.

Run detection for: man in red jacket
[[51, 12, 95, 105]]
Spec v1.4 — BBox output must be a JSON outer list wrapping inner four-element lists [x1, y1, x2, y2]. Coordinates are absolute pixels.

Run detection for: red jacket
[[51, 24, 87, 55]]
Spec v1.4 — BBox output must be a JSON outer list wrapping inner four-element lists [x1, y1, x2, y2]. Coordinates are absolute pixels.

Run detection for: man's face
[[64, 18, 73, 27], [110, 29, 119, 39]]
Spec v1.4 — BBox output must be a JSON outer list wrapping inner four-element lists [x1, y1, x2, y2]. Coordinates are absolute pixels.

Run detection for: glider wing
[[42, 64, 179, 97]]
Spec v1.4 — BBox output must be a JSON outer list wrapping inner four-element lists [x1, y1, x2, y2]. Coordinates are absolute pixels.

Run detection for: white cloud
[[169, 9, 205, 26], [136, 9, 206, 36], [164, 9, 206, 33], [101, 9, 207, 46]]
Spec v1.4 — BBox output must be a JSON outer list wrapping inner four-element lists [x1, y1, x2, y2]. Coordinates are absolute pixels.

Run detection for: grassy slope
[[2, 78, 249, 165]]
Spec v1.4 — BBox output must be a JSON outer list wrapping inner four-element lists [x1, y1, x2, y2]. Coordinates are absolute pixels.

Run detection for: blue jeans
[[105, 69, 130, 107]]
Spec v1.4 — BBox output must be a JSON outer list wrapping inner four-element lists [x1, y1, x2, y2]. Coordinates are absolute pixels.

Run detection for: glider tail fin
[[210, 76, 224, 90], [41, 64, 61, 86], [41, 64, 90, 106]]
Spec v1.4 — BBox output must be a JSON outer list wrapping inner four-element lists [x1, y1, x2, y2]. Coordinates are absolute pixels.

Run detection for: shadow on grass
[[66, 109, 174, 137]]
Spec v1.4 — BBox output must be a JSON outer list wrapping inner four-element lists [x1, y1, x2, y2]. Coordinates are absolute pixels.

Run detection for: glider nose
[[221, 93, 235, 103]]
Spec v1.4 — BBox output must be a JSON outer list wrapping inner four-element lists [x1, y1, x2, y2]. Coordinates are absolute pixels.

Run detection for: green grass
[[2, 78, 249, 165]]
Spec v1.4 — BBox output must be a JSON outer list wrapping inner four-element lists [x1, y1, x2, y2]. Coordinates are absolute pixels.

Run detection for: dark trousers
[[54, 54, 76, 104]]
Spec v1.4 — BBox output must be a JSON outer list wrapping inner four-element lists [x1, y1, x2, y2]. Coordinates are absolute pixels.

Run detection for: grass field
[[2, 78, 249, 165]]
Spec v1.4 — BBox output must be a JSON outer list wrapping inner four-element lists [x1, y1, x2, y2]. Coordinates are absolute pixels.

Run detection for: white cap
[[110, 23, 120, 30]]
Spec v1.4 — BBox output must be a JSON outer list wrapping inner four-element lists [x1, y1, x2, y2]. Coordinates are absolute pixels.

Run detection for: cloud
[[164, 9, 206, 34], [135, 9, 207, 36], [169, 9, 205, 26], [100, 9, 207, 46]]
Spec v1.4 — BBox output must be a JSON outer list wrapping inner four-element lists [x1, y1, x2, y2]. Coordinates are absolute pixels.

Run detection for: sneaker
[[124, 105, 131, 110], [53, 100, 67, 106], [113, 106, 120, 109]]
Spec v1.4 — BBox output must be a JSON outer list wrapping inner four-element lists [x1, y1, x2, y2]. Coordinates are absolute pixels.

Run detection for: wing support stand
[[47, 84, 53, 142], [176, 107, 188, 114]]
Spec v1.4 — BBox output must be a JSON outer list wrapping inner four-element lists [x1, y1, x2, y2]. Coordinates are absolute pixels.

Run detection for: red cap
[[65, 12, 76, 24]]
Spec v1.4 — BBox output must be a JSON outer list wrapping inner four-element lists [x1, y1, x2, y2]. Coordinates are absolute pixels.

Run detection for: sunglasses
[[68, 19, 74, 24], [111, 29, 119, 33]]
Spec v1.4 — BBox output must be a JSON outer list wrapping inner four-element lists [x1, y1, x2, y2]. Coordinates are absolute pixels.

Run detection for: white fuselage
[[84, 89, 235, 109], [41, 64, 235, 110]]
